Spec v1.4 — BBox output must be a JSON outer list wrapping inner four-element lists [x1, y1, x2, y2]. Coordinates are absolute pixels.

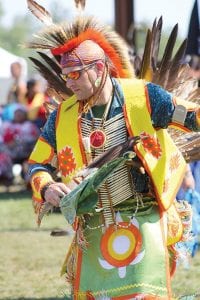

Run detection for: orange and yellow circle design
[[100, 222, 142, 267]]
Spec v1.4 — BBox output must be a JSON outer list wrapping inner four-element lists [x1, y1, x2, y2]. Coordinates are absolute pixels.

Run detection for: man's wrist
[[41, 182, 55, 201]]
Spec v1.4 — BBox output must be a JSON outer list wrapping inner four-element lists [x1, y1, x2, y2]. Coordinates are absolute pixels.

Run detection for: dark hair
[[27, 79, 37, 90]]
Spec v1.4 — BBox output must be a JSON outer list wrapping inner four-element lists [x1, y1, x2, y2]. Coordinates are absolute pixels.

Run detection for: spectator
[[177, 164, 200, 257], [2, 104, 40, 184], [7, 61, 27, 104], [25, 79, 48, 129], [0, 117, 13, 185], [190, 161, 200, 194]]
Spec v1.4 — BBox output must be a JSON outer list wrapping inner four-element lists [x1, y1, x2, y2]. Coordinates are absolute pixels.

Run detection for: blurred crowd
[[0, 61, 50, 186]]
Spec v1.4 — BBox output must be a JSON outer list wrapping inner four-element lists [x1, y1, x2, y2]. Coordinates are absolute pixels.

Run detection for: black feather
[[156, 24, 178, 87], [133, 55, 142, 77], [37, 51, 62, 75], [29, 56, 73, 96], [166, 39, 187, 91], [87, 136, 140, 169], [139, 29, 152, 79], [151, 17, 162, 71]]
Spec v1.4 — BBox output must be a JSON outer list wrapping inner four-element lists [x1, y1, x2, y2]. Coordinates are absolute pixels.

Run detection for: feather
[[139, 29, 153, 81], [46, 87, 64, 104], [74, 0, 86, 11], [172, 132, 200, 162], [159, 24, 178, 71], [171, 64, 198, 98], [37, 51, 62, 75], [50, 229, 69, 236], [87, 136, 140, 169], [166, 39, 187, 91], [29, 56, 73, 97], [187, 88, 200, 102], [43, 101, 58, 118], [26, 16, 134, 78], [151, 17, 162, 71], [136, 18, 199, 163], [133, 55, 141, 77], [27, 0, 53, 26], [155, 24, 178, 87]]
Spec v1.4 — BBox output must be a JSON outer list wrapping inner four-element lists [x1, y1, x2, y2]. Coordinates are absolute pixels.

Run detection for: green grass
[[0, 191, 200, 299], [0, 191, 72, 299]]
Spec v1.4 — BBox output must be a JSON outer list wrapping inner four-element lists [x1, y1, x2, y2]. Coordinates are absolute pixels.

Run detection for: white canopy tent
[[0, 47, 27, 104]]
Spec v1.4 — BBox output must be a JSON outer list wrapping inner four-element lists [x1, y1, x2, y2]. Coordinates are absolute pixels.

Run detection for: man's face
[[61, 63, 98, 100]]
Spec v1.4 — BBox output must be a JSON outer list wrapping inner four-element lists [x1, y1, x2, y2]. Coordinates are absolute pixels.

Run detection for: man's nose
[[65, 78, 72, 88], [66, 79, 77, 92]]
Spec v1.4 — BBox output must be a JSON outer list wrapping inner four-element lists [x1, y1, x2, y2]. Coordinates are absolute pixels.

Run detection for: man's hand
[[44, 182, 71, 207]]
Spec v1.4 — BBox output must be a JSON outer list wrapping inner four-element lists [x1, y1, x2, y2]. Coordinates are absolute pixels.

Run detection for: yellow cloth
[[29, 78, 187, 210], [121, 78, 186, 210], [30, 171, 54, 202]]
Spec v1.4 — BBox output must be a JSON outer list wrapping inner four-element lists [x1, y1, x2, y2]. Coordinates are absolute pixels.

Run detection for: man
[[28, 16, 199, 299]]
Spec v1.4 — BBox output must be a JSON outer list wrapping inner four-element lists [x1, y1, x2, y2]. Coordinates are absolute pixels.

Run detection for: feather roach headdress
[[27, 0, 133, 90]]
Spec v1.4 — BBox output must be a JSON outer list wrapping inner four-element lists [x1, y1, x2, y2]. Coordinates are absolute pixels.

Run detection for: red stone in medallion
[[89, 129, 106, 149]]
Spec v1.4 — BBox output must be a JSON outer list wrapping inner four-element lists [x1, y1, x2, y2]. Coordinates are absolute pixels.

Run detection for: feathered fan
[[132, 17, 200, 163]]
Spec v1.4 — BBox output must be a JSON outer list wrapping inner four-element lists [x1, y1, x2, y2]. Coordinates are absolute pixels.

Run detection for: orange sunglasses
[[61, 63, 96, 82]]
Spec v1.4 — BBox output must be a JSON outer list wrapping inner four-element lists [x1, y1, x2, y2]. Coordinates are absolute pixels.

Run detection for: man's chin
[[77, 95, 92, 101], [77, 97, 85, 101]]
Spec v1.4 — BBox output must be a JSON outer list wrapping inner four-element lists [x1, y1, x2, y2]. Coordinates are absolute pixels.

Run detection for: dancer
[[27, 1, 200, 299]]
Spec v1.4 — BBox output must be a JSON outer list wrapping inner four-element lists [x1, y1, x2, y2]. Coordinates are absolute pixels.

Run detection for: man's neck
[[92, 76, 113, 106]]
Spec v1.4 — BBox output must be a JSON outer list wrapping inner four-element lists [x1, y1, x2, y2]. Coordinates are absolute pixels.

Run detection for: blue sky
[[2, 0, 194, 38]]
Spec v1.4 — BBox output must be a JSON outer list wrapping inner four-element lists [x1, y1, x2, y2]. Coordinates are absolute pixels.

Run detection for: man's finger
[[56, 183, 71, 194]]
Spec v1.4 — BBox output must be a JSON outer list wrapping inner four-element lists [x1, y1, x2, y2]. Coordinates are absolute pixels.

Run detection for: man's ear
[[95, 61, 105, 74]]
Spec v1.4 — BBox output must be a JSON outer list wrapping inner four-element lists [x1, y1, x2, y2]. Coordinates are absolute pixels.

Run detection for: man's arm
[[146, 82, 199, 131], [28, 109, 70, 209]]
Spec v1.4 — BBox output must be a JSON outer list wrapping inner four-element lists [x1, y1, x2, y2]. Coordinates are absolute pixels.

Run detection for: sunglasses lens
[[61, 64, 95, 82], [61, 71, 80, 81], [67, 71, 80, 80]]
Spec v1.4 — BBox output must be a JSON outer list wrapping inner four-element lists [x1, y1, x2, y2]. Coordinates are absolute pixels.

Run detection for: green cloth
[[60, 157, 126, 224], [60, 157, 170, 298], [76, 206, 169, 298]]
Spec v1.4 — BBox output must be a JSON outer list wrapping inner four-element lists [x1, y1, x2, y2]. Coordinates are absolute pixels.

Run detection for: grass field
[[0, 190, 200, 300]]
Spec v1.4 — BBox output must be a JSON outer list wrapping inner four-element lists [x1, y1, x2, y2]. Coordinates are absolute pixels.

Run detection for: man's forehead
[[62, 62, 96, 74], [62, 65, 85, 74], [60, 40, 105, 69]]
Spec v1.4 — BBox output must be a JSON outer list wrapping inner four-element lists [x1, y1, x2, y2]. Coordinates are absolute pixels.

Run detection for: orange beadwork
[[58, 146, 76, 177], [33, 176, 42, 192], [140, 131, 162, 159], [169, 153, 180, 173]]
